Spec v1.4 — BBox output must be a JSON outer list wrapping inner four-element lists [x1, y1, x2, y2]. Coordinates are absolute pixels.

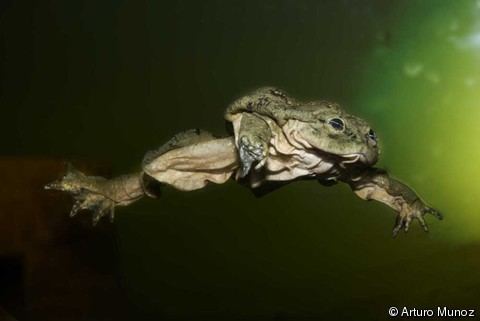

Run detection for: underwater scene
[[1, 0, 480, 320]]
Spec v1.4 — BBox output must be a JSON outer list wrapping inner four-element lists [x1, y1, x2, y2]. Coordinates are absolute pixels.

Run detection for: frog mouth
[[339, 153, 365, 168]]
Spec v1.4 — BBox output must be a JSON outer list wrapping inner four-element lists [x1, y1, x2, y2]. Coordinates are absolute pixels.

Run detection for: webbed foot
[[392, 199, 443, 237], [69, 193, 115, 225], [45, 163, 115, 225]]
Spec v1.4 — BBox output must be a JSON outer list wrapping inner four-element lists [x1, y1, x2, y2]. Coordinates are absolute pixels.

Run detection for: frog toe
[[424, 207, 443, 220]]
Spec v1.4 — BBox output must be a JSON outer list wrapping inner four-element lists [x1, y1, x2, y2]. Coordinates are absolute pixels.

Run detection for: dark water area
[[1, 0, 480, 320]]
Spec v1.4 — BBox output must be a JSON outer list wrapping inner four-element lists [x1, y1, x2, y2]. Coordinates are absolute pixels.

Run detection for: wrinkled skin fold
[[45, 87, 442, 236]]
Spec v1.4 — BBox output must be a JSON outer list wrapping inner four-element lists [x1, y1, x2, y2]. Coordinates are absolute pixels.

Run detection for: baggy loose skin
[[143, 136, 239, 191], [45, 87, 442, 236]]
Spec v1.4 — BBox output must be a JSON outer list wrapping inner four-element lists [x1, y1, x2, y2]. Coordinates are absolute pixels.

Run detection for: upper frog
[[225, 87, 379, 184]]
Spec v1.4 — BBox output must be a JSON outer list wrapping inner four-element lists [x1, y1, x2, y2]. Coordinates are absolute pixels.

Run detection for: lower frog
[[45, 87, 442, 237]]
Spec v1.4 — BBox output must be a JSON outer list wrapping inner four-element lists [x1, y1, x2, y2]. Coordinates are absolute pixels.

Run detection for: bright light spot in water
[[403, 62, 423, 77], [464, 77, 477, 87], [452, 32, 480, 49], [425, 71, 440, 84]]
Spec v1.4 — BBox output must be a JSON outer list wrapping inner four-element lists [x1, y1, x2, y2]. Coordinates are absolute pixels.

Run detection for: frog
[[45, 87, 442, 237]]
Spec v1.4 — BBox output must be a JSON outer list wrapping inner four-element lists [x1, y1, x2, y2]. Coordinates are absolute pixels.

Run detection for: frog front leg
[[342, 168, 443, 237], [235, 113, 272, 178]]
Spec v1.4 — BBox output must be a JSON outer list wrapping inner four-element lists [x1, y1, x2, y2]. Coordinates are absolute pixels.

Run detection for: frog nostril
[[366, 129, 377, 146], [367, 129, 376, 140]]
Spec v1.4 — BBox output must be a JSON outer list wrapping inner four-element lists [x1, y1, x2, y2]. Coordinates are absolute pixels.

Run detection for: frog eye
[[328, 118, 345, 131], [367, 129, 377, 141]]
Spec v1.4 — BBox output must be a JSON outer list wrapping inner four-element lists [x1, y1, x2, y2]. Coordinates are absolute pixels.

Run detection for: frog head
[[284, 101, 379, 167]]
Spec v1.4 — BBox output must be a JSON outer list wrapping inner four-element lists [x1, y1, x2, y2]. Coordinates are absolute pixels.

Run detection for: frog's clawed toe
[[44, 180, 63, 191], [425, 207, 443, 220], [70, 194, 115, 225], [392, 201, 443, 238], [238, 136, 267, 178], [392, 214, 418, 237]]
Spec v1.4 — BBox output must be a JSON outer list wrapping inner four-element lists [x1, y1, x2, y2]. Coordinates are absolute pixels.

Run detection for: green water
[[3, 0, 480, 320]]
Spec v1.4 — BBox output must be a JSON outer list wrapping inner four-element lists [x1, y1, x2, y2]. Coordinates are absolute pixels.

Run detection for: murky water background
[[2, 0, 480, 320]]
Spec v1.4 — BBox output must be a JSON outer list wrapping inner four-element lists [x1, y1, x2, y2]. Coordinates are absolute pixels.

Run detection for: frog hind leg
[[142, 130, 239, 191], [142, 129, 217, 167], [45, 129, 231, 225], [141, 129, 219, 196]]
